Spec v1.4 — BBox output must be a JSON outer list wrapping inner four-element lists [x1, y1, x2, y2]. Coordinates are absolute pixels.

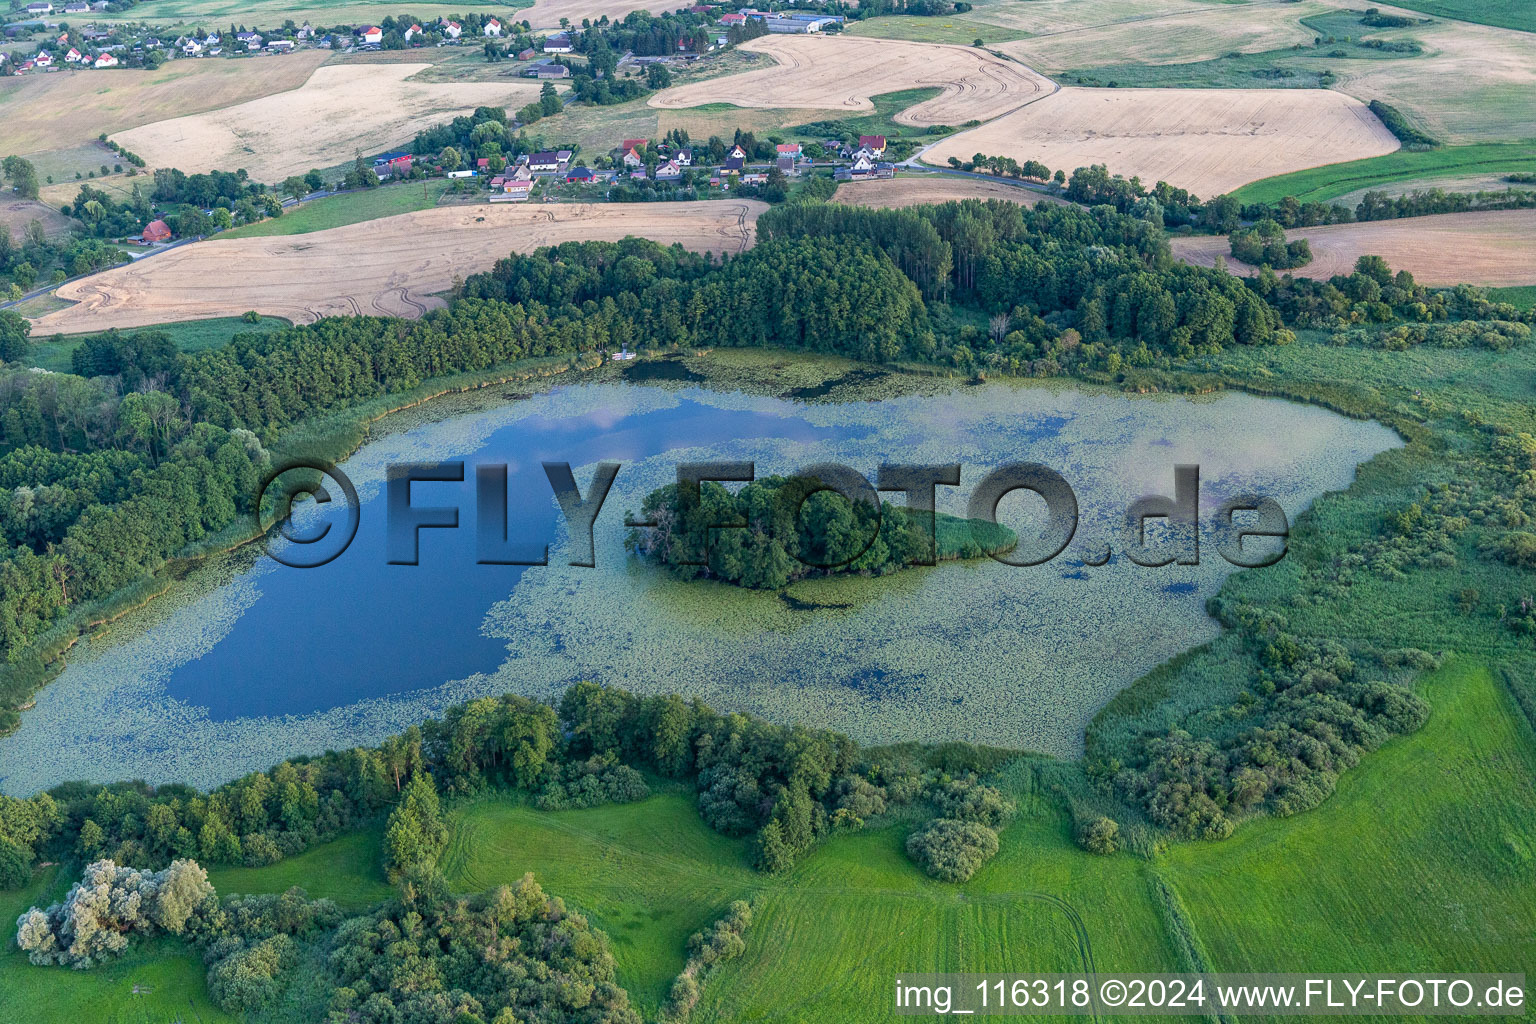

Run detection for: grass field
[[0, 867, 235, 1024], [1230, 142, 1536, 204], [220, 179, 453, 239], [1378, 0, 1536, 33], [1488, 285, 1536, 309], [843, 15, 1028, 45], [27, 315, 290, 371], [1162, 657, 1536, 981]]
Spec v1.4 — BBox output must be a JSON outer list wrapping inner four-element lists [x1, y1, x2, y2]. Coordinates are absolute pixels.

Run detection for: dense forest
[[628, 476, 1016, 588]]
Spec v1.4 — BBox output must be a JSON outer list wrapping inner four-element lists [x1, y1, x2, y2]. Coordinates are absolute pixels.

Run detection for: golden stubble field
[[924, 86, 1401, 197], [1170, 209, 1536, 287], [111, 63, 553, 183], [833, 175, 1069, 208], [0, 51, 329, 158], [649, 35, 1053, 126], [29, 201, 767, 333]]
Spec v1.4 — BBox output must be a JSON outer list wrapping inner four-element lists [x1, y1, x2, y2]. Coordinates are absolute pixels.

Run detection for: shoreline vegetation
[[627, 476, 1017, 589]]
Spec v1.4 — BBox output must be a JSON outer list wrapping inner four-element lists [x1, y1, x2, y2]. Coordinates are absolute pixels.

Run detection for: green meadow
[[219, 179, 454, 239], [9, 654, 1526, 1024], [1377, 0, 1536, 33], [27, 315, 290, 371], [1229, 142, 1536, 205]]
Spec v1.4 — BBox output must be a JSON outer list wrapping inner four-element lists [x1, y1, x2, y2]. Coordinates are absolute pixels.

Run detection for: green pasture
[[1229, 143, 1536, 205], [219, 179, 454, 239], [27, 315, 290, 372]]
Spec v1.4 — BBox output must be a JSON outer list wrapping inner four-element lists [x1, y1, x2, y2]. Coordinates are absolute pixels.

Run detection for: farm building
[[140, 219, 172, 243], [517, 47, 536, 60], [720, 13, 746, 25], [762, 15, 834, 32], [63, 1, 88, 12], [858, 135, 887, 156], [523, 61, 568, 79], [25, 2, 52, 13], [544, 32, 573, 53]]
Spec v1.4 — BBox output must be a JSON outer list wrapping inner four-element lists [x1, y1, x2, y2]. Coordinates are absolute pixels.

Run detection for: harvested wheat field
[[113, 64, 551, 184], [1170, 210, 1536, 287], [0, 51, 328, 158], [925, 86, 1399, 197], [523, 0, 675, 28], [649, 35, 1053, 127], [833, 175, 1068, 209], [998, 0, 1322, 71], [30, 201, 766, 333]]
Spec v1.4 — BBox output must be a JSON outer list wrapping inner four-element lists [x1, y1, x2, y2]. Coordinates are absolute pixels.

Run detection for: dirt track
[[833, 176, 1069, 208], [30, 201, 767, 334], [924, 86, 1400, 197], [649, 35, 1053, 127], [1169, 209, 1536, 287]]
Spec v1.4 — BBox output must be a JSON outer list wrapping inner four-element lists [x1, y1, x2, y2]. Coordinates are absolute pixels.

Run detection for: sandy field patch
[[112, 63, 550, 184], [649, 35, 1053, 127], [833, 175, 1069, 208], [29, 201, 766, 333], [1170, 209, 1536, 287], [924, 86, 1400, 197], [0, 52, 329, 159]]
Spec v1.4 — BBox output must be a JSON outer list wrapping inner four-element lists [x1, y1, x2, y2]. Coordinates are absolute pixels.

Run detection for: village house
[[33, 51, 52, 66], [727, 143, 746, 160], [655, 159, 683, 181], [402, 24, 422, 41], [182, 38, 202, 55], [565, 165, 595, 183], [776, 142, 801, 158], [64, 47, 81, 61], [140, 219, 172, 243], [722, 155, 744, 174], [92, 52, 117, 67], [675, 148, 693, 166], [491, 177, 533, 201], [297, 22, 313, 39], [483, 17, 502, 36], [359, 26, 383, 44], [543, 32, 572, 53], [440, 20, 462, 38], [267, 39, 294, 52], [776, 154, 797, 175], [720, 12, 746, 25], [622, 147, 645, 169], [858, 134, 887, 156], [528, 151, 563, 173]]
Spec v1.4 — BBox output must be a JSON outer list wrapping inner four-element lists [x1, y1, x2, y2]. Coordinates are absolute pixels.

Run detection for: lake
[[0, 372, 1401, 794]]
